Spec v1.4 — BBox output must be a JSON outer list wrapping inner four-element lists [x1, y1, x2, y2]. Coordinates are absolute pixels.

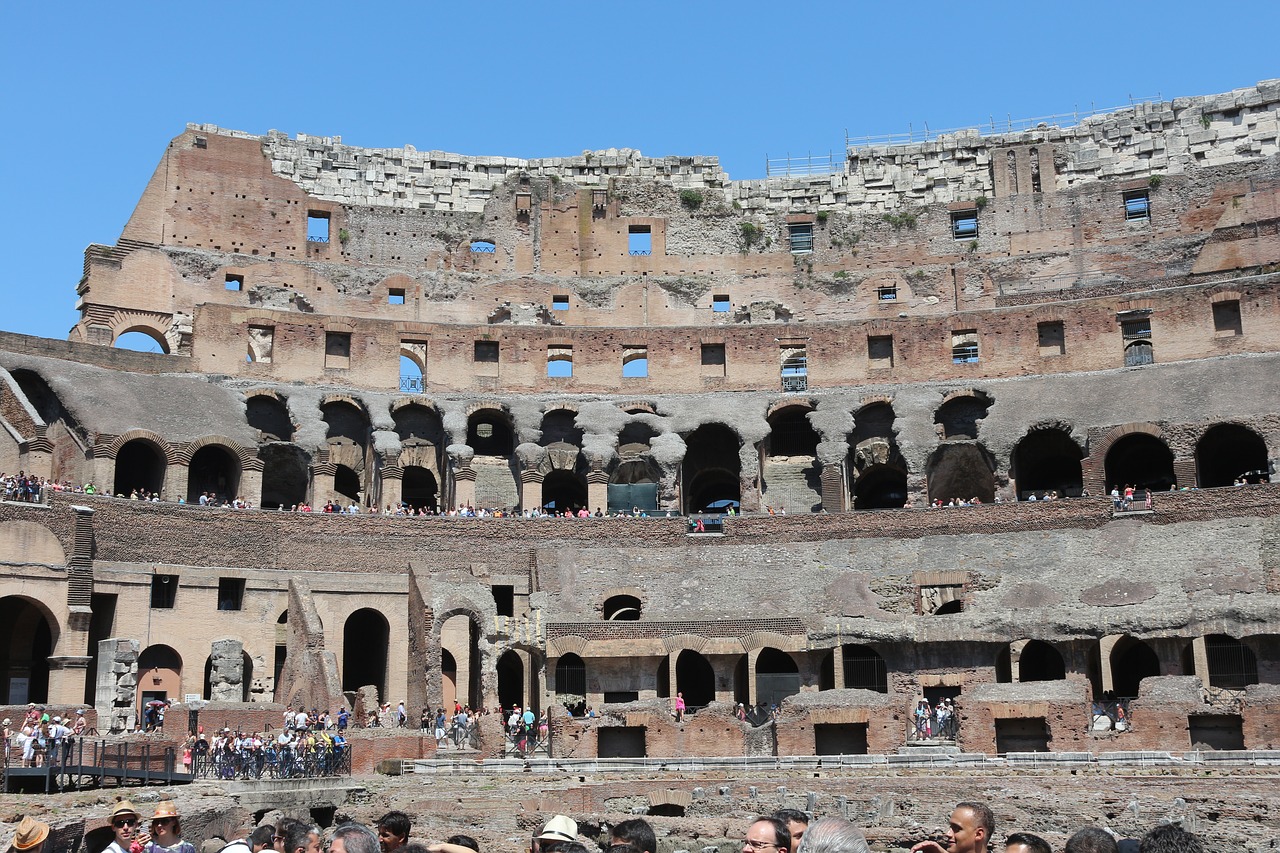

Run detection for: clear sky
[[1, 0, 1277, 342]]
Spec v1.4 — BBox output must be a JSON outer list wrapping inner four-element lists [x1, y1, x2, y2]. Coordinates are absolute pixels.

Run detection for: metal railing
[[190, 743, 351, 780], [400, 374, 424, 393], [501, 726, 551, 759], [765, 152, 840, 177], [909, 709, 959, 741], [1203, 686, 1245, 711]]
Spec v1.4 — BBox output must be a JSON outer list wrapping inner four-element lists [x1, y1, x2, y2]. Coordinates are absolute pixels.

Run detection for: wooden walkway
[[3, 740, 193, 793]]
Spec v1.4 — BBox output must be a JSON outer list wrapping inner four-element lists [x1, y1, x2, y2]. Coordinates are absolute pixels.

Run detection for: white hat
[[538, 816, 578, 843]]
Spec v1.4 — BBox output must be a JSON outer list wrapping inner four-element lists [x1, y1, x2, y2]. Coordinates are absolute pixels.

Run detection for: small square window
[[868, 335, 894, 367], [552, 295, 570, 310], [788, 223, 814, 254], [712, 294, 730, 313], [307, 211, 330, 243], [225, 274, 244, 291], [547, 345, 573, 378], [474, 341, 499, 363], [951, 330, 979, 363], [701, 343, 726, 375], [388, 288, 405, 305], [877, 283, 898, 301], [325, 332, 351, 358], [218, 577, 245, 611], [151, 574, 177, 609], [951, 211, 978, 240], [628, 225, 652, 256], [1037, 321, 1065, 356], [1124, 190, 1150, 221], [1121, 318, 1151, 340], [781, 347, 807, 392], [492, 585, 514, 617], [623, 346, 648, 378], [1212, 300, 1242, 336]]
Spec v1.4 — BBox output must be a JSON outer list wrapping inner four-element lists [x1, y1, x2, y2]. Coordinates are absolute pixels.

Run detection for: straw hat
[[2, 719, 11, 727], [9, 816, 50, 851], [537, 815, 578, 843], [109, 799, 140, 821], [152, 800, 180, 821]]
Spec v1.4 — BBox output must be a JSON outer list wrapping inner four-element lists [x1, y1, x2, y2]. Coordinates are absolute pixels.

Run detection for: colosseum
[[1, 79, 1278, 774]]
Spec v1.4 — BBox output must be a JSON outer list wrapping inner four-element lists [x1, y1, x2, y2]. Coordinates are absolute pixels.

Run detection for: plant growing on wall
[[1148, 175, 1164, 189], [816, 210, 830, 224], [882, 211, 918, 229], [338, 228, 351, 245], [975, 195, 989, 210], [738, 221, 761, 251], [680, 189, 704, 211]]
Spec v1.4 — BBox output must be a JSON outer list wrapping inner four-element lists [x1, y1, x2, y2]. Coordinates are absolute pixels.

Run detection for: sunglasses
[[153, 819, 175, 827], [114, 819, 138, 829]]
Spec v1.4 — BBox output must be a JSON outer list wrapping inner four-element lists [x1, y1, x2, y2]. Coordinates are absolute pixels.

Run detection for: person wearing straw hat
[[6, 816, 50, 853], [105, 799, 143, 853], [143, 800, 195, 853]]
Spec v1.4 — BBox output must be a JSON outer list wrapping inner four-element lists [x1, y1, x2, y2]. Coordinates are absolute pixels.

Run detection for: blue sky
[[1, 1, 1277, 342]]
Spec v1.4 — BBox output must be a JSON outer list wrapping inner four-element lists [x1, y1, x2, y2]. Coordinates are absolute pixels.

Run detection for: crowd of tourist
[[3, 799, 1215, 853], [2, 704, 89, 767]]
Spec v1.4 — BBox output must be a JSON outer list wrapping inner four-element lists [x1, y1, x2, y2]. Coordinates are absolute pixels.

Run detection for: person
[[105, 800, 143, 853], [773, 811, 809, 850], [1005, 833, 1052, 853], [743, 816, 791, 853], [610, 820, 656, 853], [793, 818, 869, 853], [434, 708, 447, 747], [143, 800, 196, 853], [674, 692, 686, 722], [533, 816, 578, 853], [1138, 825, 1204, 853], [249, 827, 276, 853], [910, 803, 993, 853], [331, 825, 380, 853], [6, 816, 50, 853], [1064, 829, 1116, 853], [377, 812, 411, 853], [397, 701, 407, 728]]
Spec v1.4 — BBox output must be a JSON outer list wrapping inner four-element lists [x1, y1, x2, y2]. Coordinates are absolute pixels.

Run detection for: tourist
[[911, 803, 993, 853], [743, 816, 792, 853], [330, 825, 379, 853], [1005, 833, 1052, 853], [105, 800, 143, 853], [773, 811, 809, 849], [143, 800, 196, 853], [610, 820, 656, 853], [1065, 828, 1117, 853], [674, 692, 686, 722], [6, 817, 50, 853], [794, 818, 869, 853], [376, 812, 411, 853], [532, 815, 579, 853], [1138, 825, 1203, 853]]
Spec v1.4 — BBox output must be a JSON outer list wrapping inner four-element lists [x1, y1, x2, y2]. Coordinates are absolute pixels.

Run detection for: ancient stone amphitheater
[[1, 80, 1277, 783]]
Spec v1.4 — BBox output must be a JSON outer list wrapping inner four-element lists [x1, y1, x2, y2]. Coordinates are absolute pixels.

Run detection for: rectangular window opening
[[877, 283, 898, 301], [1124, 190, 1150, 222], [951, 330, 979, 364], [712, 294, 730, 313], [868, 335, 894, 367], [225, 274, 244, 291], [701, 343, 726, 367], [388, 288, 406, 305], [492, 585, 514, 618], [151, 574, 178, 609], [247, 325, 275, 364], [951, 211, 978, 239], [547, 345, 573, 378], [628, 225, 652, 256], [474, 340, 500, 363], [552, 294, 570, 310], [218, 577, 246, 611], [622, 346, 649, 378], [781, 346, 807, 392], [307, 211, 331, 243], [788, 223, 814, 254], [1037, 321, 1065, 356], [325, 332, 351, 369], [1212, 300, 1242, 336]]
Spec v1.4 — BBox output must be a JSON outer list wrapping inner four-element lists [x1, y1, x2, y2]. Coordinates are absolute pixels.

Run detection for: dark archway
[[1104, 433, 1176, 493], [842, 644, 888, 692], [543, 469, 588, 513], [1018, 640, 1066, 682], [926, 443, 996, 503], [603, 595, 642, 621], [334, 465, 361, 503], [854, 465, 908, 509], [755, 647, 800, 706], [1196, 424, 1269, 487], [394, 404, 443, 445], [343, 609, 389, 699], [934, 393, 992, 440], [675, 649, 716, 707], [497, 650, 523, 711], [540, 410, 583, 446], [767, 406, 819, 457], [11, 369, 85, 441], [555, 653, 586, 709], [402, 466, 439, 512], [683, 424, 742, 513], [0, 597, 54, 703], [1111, 636, 1160, 697], [1204, 635, 1258, 689], [467, 410, 514, 456], [321, 400, 370, 447], [1013, 428, 1084, 499], [260, 444, 308, 509], [187, 445, 241, 503], [246, 395, 293, 441], [114, 438, 166, 497]]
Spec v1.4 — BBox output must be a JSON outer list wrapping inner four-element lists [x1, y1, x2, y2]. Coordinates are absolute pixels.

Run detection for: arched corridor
[[0, 596, 54, 704]]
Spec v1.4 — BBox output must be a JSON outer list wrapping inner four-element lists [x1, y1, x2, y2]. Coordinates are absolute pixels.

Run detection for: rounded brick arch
[[391, 396, 441, 415], [766, 397, 815, 418], [542, 402, 580, 415], [939, 387, 993, 406], [662, 634, 711, 655], [102, 429, 177, 463], [742, 630, 800, 653], [244, 387, 287, 402], [856, 393, 895, 410], [111, 315, 173, 354], [547, 635, 589, 658], [319, 393, 370, 416], [465, 401, 510, 418], [177, 434, 256, 466], [1091, 422, 1166, 460], [618, 400, 658, 415]]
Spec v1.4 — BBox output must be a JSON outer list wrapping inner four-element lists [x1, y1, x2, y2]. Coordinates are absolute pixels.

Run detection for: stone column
[[208, 638, 246, 701], [746, 648, 761, 705], [381, 466, 404, 510], [521, 471, 543, 513], [831, 646, 846, 690], [587, 470, 609, 514], [820, 465, 846, 513], [96, 638, 140, 733], [166, 463, 189, 504], [1189, 635, 1210, 683], [453, 467, 476, 511], [240, 466, 264, 507], [667, 652, 678, 699], [1098, 635, 1123, 694], [46, 656, 92, 705]]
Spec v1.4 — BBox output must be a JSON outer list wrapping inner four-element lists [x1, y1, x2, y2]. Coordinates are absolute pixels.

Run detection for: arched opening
[[1111, 636, 1160, 697], [334, 465, 361, 503], [138, 644, 182, 710], [755, 647, 799, 706], [683, 424, 742, 513], [842, 644, 888, 692], [274, 611, 288, 697], [540, 410, 583, 446], [555, 653, 586, 713], [934, 393, 992, 440], [1104, 433, 1176, 493], [246, 395, 293, 441], [1013, 428, 1084, 499], [187, 445, 242, 503], [402, 466, 439, 513], [399, 355, 424, 393], [441, 614, 482, 710], [393, 404, 443, 445], [647, 804, 685, 818], [321, 400, 370, 448], [259, 444, 308, 509], [764, 406, 822, 513], [343, 609, 389, 699], [767, 406, 819, 456], [114, 329, 169, 354], [603, 595, 642, 621], [675, 650, 716, 707], [497, 650, 523, 711], [1018, 640, 1066, 682], [0, 596, 54, 703], [656, 657, 670, 700], [542, 469, 588, 513], [926, 443, 996, 503], [441, 649, 458, 711], [467, 411, 514, 456], [1204, 634, 1258, 689], [113, 438, 166, 497], [1196, 424, 1269, 487], [933, 600, 964, 615], [853, 464, 908, 510]]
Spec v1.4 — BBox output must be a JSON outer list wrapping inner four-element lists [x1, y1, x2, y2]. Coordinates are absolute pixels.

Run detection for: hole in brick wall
[[307, 212, 331, 242], [995, 717, 1049, 753], [815, 723, 868, 755], [1188, 714, 1245, 750], [598, 726, 646, 758]]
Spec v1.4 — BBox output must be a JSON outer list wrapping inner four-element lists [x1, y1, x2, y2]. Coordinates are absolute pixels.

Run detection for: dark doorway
[[675, 650, 715, 707], [755, 648, 800, 707], [1188, 714, 1245, 750], [402, 466, 439, 512], [1019, 640, 1066, 682], [853, 465, 907, 510], [0, 597, 53, 703], [842, 645, 889, 692], [114, 439, 166, 496], [497, 651, 523, 711], [1104, 433, 1176, 493], [1013, 428, 1084, 499], [767, 406, 819, 456], [246, 395, 294, 441], [342, 609, 389, 699], [926, 443, 996, 503], [815, 723, 868, 755], [260, 444, 308, 509], [542, 469, 588, 513], [1111, 636, 1160, 697], [1196, 424, 1269, 487], [334, 465, 361, 503], [187, 445, 241, 503], [682, 424, 742, 513], [995, 717, 1050, 753], [598, 726, 646, 758]]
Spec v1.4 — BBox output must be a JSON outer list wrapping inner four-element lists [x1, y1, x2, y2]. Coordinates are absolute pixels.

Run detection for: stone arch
[[755, 647, 800, 706], [435, 606, 486, 710], [0, 521, 67, 566], [841, 644, 888, 692], [1012, 424, 1085, 499], [1017, 640, 1066, 682], [112, 323, 171, 354], [618, 401, 658, 415], [934, 390, 993, 440], [763, 404, 821, 511], [1110, 635, 1160, 697], [675, 649, 716, 707], [259, 443, 309, 509], [603, 592, 643, 621], [467, 407, 515, 456], [0, 595, 58, 703], [851, 400, 906, 509], [682, 423, 742, 513], [402, 466, 439, 512], [138, 644, 183, 708], [661, 634, 711, 655], [183, 438, 245, 502], [393, 401, 444, 444], [343, 607, 389, 700], [540, 408, 583, 447], [496, 649, 524, 711], [111, 434, 171, 496], [1203, 634, 1258, 690], [1104, 431, 1176, 493], [1196, 422, 1269, 487], [246, 392, 294, 442], [321, 397, 371, 448], [554, 652, 587, 708], [926, 443, 996, 503], [546, 635, 589, 659]]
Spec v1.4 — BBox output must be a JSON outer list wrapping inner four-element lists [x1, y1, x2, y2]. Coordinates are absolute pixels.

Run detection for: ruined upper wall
[[218, 80, 1280, 215]]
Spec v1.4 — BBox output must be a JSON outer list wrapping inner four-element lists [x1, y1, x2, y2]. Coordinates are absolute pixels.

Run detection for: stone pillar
[[96, 638, 140, 733], [1173, 457, 1197, 489], [1098, 635, 1123, 694], [747, 648, 761, 705], [46, 656, 92, 705], [454, 466, 476, 511], [1189, 636, 1210, 683], [587, 470, 609, 514], [820, 465, 846, 513], [240, 467, 264, 507], [831, 646, 846, 690], [1009, 639, 1027, 683], [166, 463, 189, 504], [381, 467, 404, 510], [667, 652, 678, 698], [208, 638, 246, 701], [521, 471, 543, 513]]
